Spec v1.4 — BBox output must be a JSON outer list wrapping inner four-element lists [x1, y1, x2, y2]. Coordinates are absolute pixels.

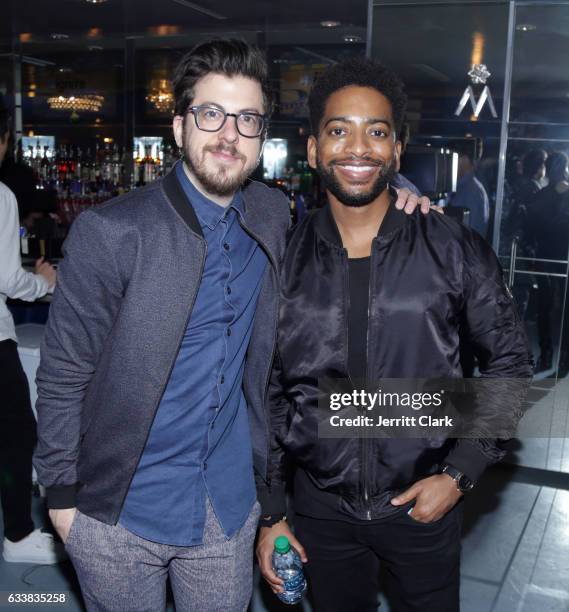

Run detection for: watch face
[[458, 475, 474, 491]]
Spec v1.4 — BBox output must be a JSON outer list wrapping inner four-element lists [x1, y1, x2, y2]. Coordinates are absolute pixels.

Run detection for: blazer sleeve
[[33, 209, 125, 509]]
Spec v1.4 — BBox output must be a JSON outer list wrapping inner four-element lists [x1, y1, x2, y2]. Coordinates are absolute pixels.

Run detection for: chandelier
[[47, 94, 104, 112], [146, 79, 174, 114]]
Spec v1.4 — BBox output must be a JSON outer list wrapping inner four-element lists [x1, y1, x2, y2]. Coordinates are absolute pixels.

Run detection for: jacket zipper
[[115, 237, 207, 521], [237, 220, 280, 484], [342, 249, 371, 518], [362, 241, 376, 520]]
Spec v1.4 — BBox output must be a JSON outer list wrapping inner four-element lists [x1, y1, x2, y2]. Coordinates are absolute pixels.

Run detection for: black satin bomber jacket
[[256, 197, 533, 521]]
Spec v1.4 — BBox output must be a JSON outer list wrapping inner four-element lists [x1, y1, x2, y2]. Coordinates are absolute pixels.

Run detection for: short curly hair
[[308, 57, 408, 137]]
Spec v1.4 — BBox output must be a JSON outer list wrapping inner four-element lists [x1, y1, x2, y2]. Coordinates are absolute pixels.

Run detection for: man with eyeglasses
[[33, 39, 428, 612]]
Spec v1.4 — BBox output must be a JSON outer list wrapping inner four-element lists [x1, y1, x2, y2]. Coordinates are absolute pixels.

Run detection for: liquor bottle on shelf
[[143, 145, 156, 185], [89, 147, 98, 184], [16, 139, 24, 165], [101, 142, 112, 182], [40, 146, 50, 183], [75, 147, 83, 180], [32, 140, 42, 178], [56, 145, 68, 185], [162, 142, 176, 174]]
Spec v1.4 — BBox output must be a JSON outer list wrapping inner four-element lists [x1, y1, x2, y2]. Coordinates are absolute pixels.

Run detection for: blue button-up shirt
[[119, 163, 268, 545]]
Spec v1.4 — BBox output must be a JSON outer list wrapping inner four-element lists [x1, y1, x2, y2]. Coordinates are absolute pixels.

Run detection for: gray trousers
[[65, 499, 261, 612]]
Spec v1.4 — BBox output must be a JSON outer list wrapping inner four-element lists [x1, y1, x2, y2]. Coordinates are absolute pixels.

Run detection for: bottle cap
[[274, 535, 290, 554]]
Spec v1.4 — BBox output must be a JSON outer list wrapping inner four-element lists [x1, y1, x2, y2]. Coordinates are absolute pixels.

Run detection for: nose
[[344, 127, 371, 158], [219, 114, 239, 143]]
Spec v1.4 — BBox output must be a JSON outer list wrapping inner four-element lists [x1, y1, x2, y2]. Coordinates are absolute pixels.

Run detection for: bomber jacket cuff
[[46, 484, 79, 509], [444, 441, 490, 484], [257, 483, 287, 517]]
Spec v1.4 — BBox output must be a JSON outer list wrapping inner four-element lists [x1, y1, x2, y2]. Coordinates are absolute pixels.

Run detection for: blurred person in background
[[448, 139, 490, 239], [506, 149, 547, 245], [525, 151, 569, 371], [392, 122, 421, 196], [0, 106, 61, 564]]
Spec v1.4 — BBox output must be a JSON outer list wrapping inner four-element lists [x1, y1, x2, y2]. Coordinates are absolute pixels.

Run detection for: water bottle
[[272, 535, 307, 605]]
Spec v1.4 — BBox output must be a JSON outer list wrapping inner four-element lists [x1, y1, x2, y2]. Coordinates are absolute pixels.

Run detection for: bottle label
[[283, 572, 304, 592]]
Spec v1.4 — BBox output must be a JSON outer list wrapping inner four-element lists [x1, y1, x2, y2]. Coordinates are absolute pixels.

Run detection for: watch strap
[[258, 513, 286, 528], [441, 464, 474, 492]]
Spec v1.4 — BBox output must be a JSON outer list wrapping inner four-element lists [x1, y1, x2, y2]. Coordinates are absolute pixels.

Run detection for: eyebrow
[[196, 101, 264, 114], [323, 116, 392, 128]]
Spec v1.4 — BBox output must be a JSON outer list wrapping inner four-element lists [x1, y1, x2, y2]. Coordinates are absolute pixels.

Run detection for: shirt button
[[223, 243, 230, 251], [220, 375, 225, 384], [226, 286, 232, 295], [203, 461, 207, 470], [227, 328, 232, 337]]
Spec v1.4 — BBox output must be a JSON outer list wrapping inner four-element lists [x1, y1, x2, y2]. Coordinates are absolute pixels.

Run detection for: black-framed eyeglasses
[[187, 105, 267, 138]]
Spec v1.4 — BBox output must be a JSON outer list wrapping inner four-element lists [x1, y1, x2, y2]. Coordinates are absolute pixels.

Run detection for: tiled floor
[[2, 379, 569, 611]]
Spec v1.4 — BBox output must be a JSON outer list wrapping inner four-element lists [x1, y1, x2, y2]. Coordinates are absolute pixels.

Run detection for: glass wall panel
[[371, 1, 509, 242], [496, 3, 569, 473], [372, 1, 569, 474]]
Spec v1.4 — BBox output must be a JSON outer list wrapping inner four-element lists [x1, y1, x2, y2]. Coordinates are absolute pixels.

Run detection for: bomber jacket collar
[[240, 181, 283, 269], [161, 161, 282, 268], [315, 186, 407, 249], [161, 162, 204, 238]]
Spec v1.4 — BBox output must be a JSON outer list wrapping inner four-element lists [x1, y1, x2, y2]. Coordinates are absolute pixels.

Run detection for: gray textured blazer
[[33, 163, 290, 524]]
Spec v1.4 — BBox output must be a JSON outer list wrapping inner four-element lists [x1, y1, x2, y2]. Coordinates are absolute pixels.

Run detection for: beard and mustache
[[181, 121, 259, 197], [316, 154, 397, 208], [184, 142, 250, 198]]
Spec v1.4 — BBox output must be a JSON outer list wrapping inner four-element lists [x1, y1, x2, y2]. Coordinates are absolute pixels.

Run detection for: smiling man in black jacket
[[257, 58, 533, 612]]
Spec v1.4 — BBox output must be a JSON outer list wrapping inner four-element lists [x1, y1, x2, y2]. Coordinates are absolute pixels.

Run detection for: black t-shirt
[[294, 256, 377, 523], [347, 256, 371, 382]]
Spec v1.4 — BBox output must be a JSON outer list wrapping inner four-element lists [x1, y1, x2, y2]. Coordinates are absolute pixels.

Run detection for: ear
[[307, 135, 318, 170], [173, 115, 184, 149], [394, 140, 402, 172], [257, 136, 266, 164]]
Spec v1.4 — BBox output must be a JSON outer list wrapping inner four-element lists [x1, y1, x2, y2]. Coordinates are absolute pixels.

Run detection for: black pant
[[0, 339, 36, 542], [294, 502, 462, 612]]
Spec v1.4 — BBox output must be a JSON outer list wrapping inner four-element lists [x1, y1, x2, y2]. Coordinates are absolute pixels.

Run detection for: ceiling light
[[146, 79, 174, 114], [320, 21, 341, 28], [149, 25, 180, 36], [343, 34, 362, 43], [85, 0, 109, 4], [88, 45, 104, 51], [48, 94, 104, 113], [516, 24, 536, 32], [50, 33, 70, 40]]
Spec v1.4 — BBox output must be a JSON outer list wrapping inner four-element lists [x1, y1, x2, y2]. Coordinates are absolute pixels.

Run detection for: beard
[[316, 154, 397, 208], [182, 123, 259, 197]]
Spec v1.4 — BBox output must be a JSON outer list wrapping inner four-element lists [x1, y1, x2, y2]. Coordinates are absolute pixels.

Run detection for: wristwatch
[[441, 464, 475, 492]]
